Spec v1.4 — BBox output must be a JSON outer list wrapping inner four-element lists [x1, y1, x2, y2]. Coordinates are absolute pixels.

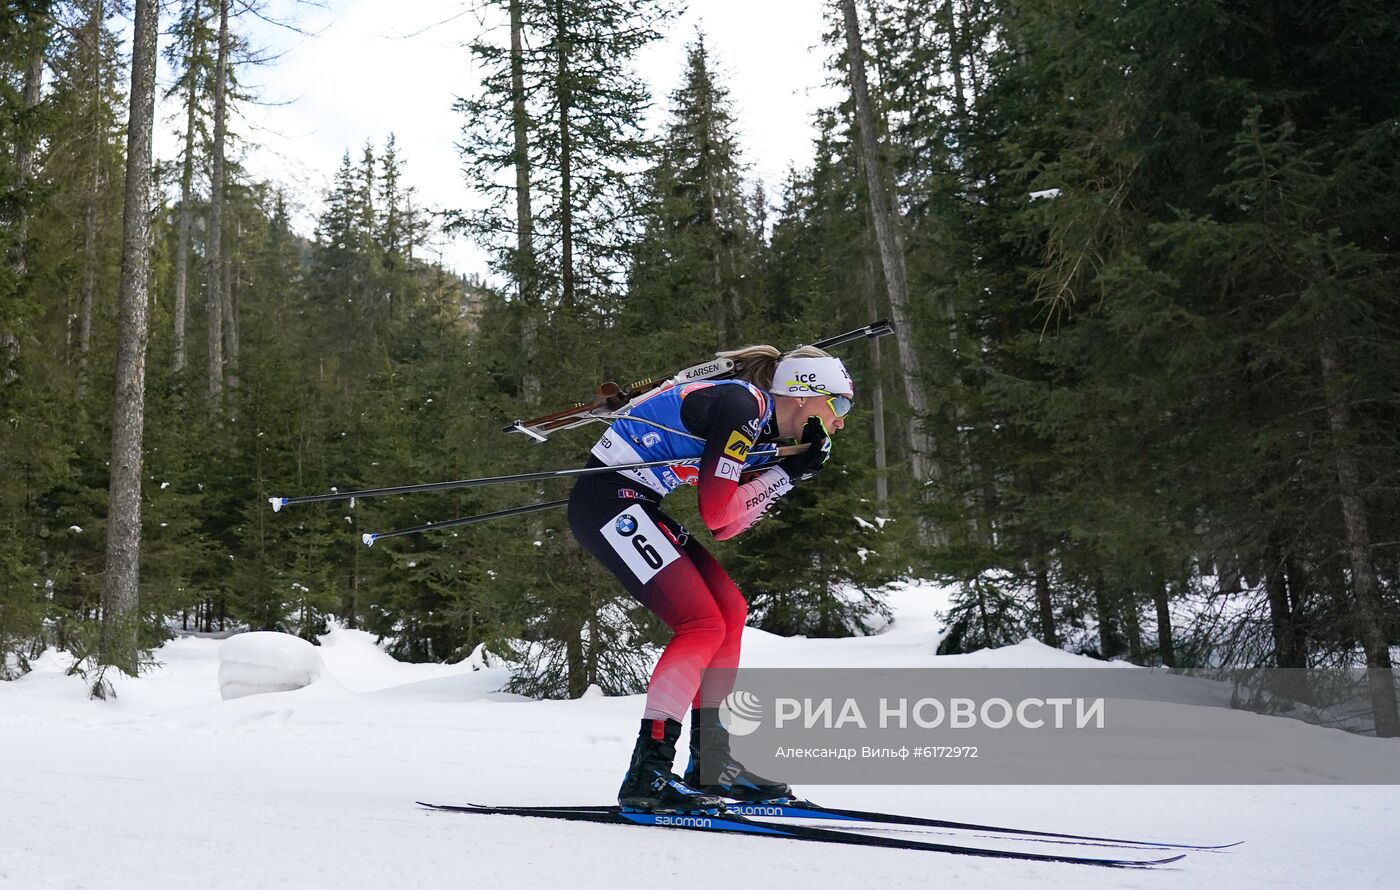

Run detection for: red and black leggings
[[568, 469, 745, 722]]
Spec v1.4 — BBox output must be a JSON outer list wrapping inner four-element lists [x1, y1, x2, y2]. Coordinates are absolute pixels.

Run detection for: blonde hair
[[716, 344, 835, 390]]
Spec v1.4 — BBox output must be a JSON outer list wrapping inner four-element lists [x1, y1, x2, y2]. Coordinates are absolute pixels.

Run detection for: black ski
[[417, 802, 1186, 868], [422, 800, 1238, 851]]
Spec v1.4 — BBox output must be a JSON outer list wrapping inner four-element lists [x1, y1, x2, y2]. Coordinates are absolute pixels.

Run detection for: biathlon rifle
[[504, 319, 894, 443]]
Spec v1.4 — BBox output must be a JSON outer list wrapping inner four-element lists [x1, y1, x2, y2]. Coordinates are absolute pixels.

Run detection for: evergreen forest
[[0, 0, 1396, 733]]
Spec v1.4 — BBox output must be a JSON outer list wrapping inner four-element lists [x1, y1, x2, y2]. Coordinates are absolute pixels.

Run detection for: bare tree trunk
[[98, 0, 158, 684], [1123, 594, 1144, 664], [1265, 531, 1304, 668], [1093, 577, 1121, 660], [511, 0, 547, 533], [1034, 548, 1058, 648], [1318, 336, 1399, 737], [959, 1, 984, 99], [222, 252, 238, 391], [510, 0, 541, 407], [1153, 570, 1176, 667], [205, 0, 228, 406], [554, 0, 574, 309], [839, 0, 936, 489], [864, 253, 889, 512], [79, 182, 98, 384], [940, 1, 967, 121], [348, 508, 360, 629], [222, 218, 240, 393], [77, 0, 105, 394], [4, 13, 46, 384], [565, 616, 585, 698], [14, 13, 46, 280], [1284, 553, 1310, 663], [0, 332, 17, 387], [511, 0, 534, 297], [586, 611, 600, 690], [173, 0, 203, 375]]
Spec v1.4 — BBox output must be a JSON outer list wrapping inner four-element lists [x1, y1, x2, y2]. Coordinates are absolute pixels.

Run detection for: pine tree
[[837, 0, 938, 495], [205, 0, 229, 406], [455, 0, 675, 697], [713, 112, 907, 636], [930, 0, 1400, 722], [456, 0, 671, 309], [165, 0, 215, 376], [625, 31, 755, 362], [97, 0, 159, 688]]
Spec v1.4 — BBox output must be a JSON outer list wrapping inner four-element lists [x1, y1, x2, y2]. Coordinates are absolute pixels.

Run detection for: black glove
[[779, 416, 831, 482]]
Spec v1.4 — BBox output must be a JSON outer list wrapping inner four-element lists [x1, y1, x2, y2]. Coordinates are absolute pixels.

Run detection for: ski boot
[[684, 707, 795, 804], [618, 718, 727, 815]]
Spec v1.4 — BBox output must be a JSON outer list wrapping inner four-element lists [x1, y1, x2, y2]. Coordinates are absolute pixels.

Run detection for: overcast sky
[[151, 0, 840, 277]]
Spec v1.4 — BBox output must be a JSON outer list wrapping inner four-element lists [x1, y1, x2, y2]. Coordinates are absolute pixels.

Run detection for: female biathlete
[[567, 344, 854, 814]]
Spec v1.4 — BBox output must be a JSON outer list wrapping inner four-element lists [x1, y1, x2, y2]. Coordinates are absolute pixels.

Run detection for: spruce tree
[[97, 0, 159, 687], [625, 31, 755, 363]]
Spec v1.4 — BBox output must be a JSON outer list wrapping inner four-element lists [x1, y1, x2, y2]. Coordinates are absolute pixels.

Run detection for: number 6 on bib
[[600, 504, 681, 584]]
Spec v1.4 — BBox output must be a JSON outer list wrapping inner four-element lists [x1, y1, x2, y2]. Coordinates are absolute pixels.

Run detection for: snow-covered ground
[[2, 581, 1396, 889]]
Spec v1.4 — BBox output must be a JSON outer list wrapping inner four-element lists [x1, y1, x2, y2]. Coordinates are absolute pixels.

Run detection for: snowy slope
[[2, 581, 1396, 889]]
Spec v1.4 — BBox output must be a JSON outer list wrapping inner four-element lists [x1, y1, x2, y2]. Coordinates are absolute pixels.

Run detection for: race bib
[[601, 504, 681, 585]]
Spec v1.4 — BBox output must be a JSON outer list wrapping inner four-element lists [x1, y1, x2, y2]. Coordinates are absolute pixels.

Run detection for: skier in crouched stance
[[568, 345, 855, 814]]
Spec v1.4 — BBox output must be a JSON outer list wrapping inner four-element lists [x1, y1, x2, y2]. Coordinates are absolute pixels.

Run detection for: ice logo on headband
[[774, 356, 852, 397]]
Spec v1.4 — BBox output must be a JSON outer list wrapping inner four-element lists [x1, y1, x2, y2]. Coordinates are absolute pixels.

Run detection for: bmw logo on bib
[[601, 504, 680, 585]]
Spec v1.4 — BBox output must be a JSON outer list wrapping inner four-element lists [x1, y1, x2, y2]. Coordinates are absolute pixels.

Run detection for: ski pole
[[361, 498, 570, 547], [269, 445, 800, 512]]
